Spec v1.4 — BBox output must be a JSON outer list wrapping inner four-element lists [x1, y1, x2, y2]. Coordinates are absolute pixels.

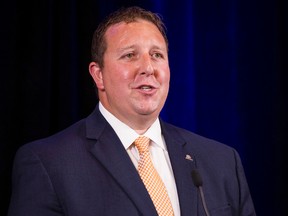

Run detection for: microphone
[[191, 169, 211, 216]]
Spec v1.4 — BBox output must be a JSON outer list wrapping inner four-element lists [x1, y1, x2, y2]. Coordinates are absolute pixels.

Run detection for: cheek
[[158, 66, 170, 84], [103, 65, 133, 89]]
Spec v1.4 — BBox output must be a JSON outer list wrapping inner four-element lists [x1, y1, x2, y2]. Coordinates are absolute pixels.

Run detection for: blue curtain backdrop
[[1, 0, 287, 215]]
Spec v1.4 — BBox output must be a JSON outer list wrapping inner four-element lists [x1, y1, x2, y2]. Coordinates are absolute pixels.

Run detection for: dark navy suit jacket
[[8, 106, 256, 216]]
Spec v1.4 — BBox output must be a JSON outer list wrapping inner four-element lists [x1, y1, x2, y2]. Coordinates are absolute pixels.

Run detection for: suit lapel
[[85, 107, 158, 216], [161, 121, 199, 216]]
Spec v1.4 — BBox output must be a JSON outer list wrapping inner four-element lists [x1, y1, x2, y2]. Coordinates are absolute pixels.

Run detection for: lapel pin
[[185, 154, 193, 161]]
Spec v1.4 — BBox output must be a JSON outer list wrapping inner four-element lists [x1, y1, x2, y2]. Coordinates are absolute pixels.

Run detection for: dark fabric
[[1, 0, 287, 215], [8, 105, 255, 216]]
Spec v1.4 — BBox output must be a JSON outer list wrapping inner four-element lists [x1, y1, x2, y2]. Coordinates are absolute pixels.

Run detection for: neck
[[124, 115, 157, 135], [135, 128, 148, 135]]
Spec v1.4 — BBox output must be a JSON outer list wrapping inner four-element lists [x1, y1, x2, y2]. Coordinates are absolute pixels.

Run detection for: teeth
[[141, 86, 151, 90]]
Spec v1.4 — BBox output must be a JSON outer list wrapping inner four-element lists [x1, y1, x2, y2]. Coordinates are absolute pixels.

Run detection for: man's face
[[90, 19, 170, 128]]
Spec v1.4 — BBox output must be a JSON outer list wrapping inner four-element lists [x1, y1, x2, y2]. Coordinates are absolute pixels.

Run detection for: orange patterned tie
[[134, 136, 174, 216]]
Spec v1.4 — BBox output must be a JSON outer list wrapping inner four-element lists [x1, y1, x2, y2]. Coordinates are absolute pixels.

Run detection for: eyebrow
[[117, 45, 137, 53], [117, 44, 166, 53]]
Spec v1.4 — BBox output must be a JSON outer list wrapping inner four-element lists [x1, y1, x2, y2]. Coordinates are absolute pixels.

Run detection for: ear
[[89, 62, 105, 90]]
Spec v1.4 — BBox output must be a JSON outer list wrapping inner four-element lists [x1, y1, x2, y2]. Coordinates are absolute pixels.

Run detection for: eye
[[152, 52, 164, 59], [123, 52, 135, 59]]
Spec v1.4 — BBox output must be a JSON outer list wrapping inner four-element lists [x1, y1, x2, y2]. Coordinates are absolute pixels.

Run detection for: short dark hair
[[91, 6, 168, 68]]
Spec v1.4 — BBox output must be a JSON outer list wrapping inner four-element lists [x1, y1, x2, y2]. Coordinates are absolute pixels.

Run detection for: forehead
[[104, 19, 166, 48], [106, 19, 159, 33]]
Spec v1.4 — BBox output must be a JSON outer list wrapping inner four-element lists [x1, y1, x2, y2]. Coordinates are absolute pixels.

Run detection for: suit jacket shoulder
[[9, 107, 159, 216], [160, 120, 256, 216]]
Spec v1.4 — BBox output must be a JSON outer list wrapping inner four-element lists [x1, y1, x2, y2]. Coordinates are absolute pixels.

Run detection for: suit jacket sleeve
[[234, 149, 256, 216], [8, 145, 62, 216]]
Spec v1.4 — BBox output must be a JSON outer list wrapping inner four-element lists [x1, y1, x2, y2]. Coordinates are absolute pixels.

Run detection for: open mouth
[[139, 85, 153, 91]]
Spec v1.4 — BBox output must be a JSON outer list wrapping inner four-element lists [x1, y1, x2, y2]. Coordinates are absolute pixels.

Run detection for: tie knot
[[134, 136, 150, 153]]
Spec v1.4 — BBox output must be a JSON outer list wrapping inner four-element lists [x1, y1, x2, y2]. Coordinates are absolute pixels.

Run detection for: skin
[[89, 19, 170, 134]]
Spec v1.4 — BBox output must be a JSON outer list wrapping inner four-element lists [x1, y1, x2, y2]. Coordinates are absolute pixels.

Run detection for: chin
[[136, 106, 160, 117], [132, 100, 164, 116]]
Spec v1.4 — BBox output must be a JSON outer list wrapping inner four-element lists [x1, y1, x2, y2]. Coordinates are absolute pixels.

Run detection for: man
[[8, 6, 256, 216]]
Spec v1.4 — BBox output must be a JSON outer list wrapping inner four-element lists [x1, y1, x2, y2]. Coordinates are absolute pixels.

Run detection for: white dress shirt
[[99, 102, 180, 216]]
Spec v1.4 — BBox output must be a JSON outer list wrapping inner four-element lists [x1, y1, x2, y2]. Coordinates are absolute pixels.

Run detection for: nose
[[139, 54, 154, 76]]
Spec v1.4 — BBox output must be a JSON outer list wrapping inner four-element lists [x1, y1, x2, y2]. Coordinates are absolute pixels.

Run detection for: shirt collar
[[98, 102, 165, 150]]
